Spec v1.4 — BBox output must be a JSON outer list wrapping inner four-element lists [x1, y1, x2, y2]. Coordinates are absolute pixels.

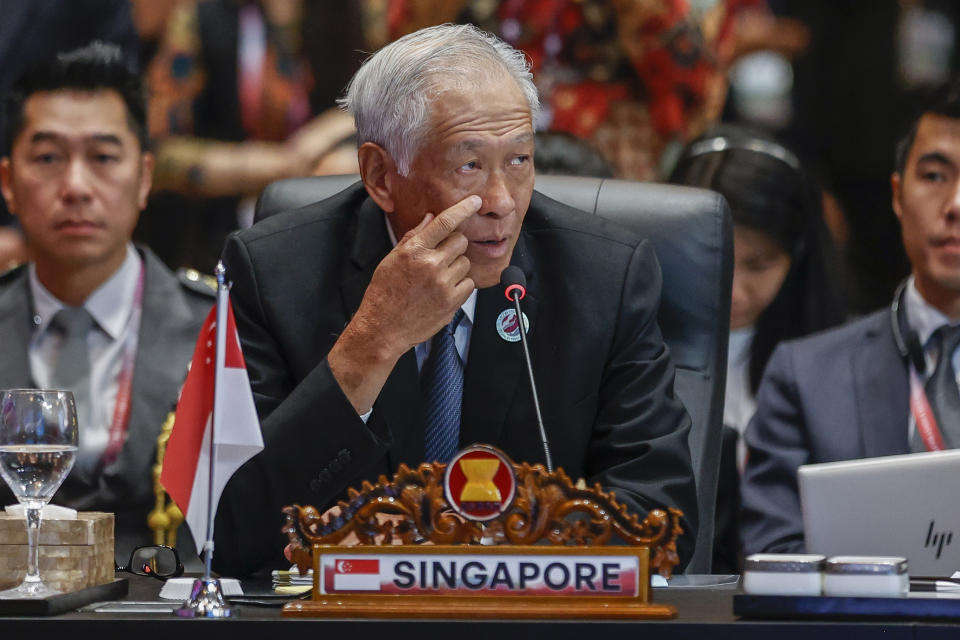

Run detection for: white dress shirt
[[724, 326, 756, 471], [28, 244, 143, 468]]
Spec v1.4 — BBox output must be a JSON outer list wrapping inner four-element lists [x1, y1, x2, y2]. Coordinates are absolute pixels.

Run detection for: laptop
[[799, 449, 960, 577]]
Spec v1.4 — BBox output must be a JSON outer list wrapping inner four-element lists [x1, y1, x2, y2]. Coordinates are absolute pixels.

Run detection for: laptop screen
[[799, 449, 960, 577]]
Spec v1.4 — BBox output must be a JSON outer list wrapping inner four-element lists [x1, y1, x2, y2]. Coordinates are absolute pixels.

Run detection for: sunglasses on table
[[115, 545, 184, 580]]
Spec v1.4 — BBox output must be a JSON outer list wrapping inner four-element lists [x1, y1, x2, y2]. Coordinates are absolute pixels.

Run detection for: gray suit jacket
[[0, 247, 213, 561], [740, 309, 910, 554]]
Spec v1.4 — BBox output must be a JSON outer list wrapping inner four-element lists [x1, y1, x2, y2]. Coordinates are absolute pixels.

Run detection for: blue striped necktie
[[423, 309, 466, 463]]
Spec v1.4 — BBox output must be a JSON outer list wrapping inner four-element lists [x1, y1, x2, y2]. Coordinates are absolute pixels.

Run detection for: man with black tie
[[214, 24, 696, 576], [742, 81, 960, 554]]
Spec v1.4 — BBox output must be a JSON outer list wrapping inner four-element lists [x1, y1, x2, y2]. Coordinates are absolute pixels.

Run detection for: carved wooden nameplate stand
[[281, 445, 683, 620]]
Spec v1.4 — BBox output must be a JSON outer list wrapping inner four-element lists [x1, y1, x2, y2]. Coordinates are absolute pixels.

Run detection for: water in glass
[[0, 390, 78, 599]]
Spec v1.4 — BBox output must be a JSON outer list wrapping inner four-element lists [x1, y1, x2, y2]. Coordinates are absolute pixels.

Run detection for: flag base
[[174, 578, 234, 618]]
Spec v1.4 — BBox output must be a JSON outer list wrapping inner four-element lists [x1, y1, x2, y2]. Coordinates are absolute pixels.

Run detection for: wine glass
[[0, 390, 78, 598]]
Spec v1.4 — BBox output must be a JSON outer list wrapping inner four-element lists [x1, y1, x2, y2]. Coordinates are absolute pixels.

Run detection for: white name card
[[317, 552, 641, 597]]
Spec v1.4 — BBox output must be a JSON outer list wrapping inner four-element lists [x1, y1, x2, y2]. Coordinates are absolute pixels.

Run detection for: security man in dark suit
[[0, 42, 213, 561]]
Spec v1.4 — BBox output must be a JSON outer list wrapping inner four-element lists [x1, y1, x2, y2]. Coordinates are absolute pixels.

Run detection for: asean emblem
[[443, 445, 517, 521], [495, 308, 529, 343]]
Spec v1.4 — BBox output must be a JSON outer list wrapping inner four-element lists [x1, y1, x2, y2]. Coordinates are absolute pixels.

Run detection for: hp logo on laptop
[[925, 521, 954, 559]]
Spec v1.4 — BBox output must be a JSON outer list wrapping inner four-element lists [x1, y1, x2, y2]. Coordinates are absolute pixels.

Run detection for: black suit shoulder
[[526, 190, 643, 250], [523, 191, 658, 302], [522, 191, 661, 325], [227, 184, 373, 299], [237, 182, 368, 247]]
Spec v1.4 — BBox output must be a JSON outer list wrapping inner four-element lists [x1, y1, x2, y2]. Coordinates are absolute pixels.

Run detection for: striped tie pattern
[[423, 309, 466, 463]]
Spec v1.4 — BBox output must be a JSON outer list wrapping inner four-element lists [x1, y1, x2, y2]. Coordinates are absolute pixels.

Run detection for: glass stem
[[24, 507, 41, 584]]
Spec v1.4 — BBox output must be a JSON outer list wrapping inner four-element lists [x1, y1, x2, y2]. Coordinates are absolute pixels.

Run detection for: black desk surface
[[5, 575, 960, 640]]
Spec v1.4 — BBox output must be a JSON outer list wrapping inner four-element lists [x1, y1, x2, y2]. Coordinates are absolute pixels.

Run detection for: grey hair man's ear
[[358, 142, 398, 214]]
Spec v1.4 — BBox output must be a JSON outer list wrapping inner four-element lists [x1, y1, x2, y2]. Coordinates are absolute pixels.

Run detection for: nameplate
[[314, 546, 646, 597]]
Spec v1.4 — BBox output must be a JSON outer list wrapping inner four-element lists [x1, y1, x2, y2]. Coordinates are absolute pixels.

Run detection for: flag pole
[[205, 261, 229, 578], [176, 261, 233, 618], [203, 262, 230, 580]]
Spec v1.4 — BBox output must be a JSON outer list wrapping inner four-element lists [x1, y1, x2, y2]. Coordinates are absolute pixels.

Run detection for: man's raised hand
[[362, 195, 480, 351], [327, 195, 481, 415]]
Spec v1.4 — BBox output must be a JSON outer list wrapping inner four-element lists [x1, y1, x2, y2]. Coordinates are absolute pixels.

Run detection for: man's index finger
[[417, 195, 482, 248]]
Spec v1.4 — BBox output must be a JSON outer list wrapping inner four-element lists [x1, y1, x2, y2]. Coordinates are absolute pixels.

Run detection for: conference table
[[4, 574, 960, 639]]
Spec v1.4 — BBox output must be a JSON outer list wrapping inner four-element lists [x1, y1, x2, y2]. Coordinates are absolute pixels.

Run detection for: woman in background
[[671, 125, 848, 571]]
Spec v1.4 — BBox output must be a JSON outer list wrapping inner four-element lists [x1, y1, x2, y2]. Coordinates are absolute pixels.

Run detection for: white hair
[[339, 23, 540, 176]]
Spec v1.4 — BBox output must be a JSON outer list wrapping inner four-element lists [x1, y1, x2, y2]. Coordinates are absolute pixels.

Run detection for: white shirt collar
[[728, 326, 754, 366], [29, 244, 142, 340], [384, 212, 400, 247], [384, 213, 477, 325], [905, 275, 960, 349]]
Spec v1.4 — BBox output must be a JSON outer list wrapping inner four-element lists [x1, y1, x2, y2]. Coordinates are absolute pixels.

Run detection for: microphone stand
[[508, 290, 553, 473]]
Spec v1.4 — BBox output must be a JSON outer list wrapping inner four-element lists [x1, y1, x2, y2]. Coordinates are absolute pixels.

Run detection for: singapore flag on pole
[[334, 559, 382, 591], [161, 288, 264, 555]]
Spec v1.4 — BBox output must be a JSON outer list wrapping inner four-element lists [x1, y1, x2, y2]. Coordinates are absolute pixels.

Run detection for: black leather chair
[[254, 175, 732, 573]]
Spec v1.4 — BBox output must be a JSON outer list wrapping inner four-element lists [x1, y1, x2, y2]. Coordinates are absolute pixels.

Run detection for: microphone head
[[501, 266, 526, 301]]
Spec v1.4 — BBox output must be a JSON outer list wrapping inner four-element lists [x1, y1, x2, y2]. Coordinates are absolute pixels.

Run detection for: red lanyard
[[99, 261, 145, 467], [909, 365, 947, 452]]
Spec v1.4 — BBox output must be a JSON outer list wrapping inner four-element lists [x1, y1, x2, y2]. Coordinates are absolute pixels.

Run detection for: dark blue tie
[[423, 309, 466, 463]]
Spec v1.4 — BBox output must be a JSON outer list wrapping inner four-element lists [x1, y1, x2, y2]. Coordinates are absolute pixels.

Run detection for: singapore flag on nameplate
[[334, 559, 381, 591], [161, 282, 264, 555]]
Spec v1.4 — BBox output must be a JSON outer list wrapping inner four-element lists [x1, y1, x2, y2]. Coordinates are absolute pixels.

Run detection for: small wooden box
[[0, 512, 114, 593]]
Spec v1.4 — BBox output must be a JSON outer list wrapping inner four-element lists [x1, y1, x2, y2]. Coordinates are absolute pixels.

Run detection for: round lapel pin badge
[[496, 308, 529, 343]]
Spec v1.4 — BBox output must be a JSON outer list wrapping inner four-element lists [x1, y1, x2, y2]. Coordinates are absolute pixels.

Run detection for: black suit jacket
[[214, 183, 696, 575], [740, 309, 910, 554]]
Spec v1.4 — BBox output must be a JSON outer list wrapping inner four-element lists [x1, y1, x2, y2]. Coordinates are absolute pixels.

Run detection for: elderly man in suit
[[213, 24, 696, 576], [741, 81, 960, 554], [0, 42, 213, 562]]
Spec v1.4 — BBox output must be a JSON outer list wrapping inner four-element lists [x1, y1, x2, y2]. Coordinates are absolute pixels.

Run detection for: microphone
[[500, 266, 553, 473]]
